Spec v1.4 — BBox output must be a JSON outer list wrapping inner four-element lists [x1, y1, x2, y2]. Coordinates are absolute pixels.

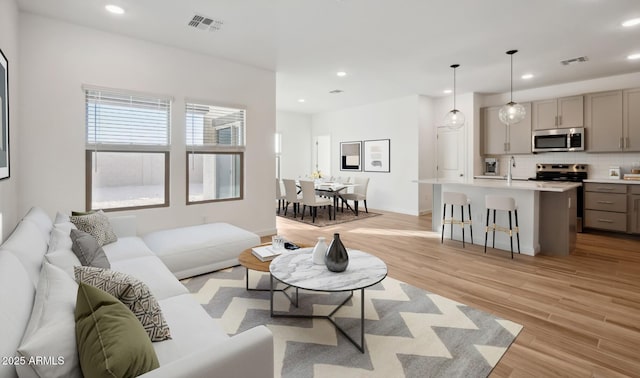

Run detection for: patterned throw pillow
[[74, 266, 171, 342], [69, 210, 118, 247]]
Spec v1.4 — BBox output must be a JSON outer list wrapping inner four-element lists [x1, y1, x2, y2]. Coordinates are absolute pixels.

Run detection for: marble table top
[[269, 248, 387, 292]]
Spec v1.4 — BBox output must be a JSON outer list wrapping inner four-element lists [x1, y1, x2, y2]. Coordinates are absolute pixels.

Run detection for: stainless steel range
[[529, 163, 588, 231]]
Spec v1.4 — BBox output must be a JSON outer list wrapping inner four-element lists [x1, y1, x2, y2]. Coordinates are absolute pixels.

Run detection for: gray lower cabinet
[[584, 182, 640, 234], [629, 186, 640, 234]]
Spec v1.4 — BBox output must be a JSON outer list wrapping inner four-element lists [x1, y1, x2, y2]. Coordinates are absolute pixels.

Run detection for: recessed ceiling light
[[628, 53, 640, 60], [105, 4, 125, 14], [622, 18, 640, 27], [298, 98, 305, 103], [443, 89, 452, 94], [521, 73, 534, 80], [336, 71, 347, 77]]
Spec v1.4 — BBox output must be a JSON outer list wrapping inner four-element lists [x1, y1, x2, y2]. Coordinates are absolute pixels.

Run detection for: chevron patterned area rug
[[183, 267, 522, 378]]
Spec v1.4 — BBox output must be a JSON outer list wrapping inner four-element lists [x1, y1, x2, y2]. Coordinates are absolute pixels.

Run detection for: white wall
[[18, 13, 276, 235], [311, 95, 421, 215], [418, 95, 435, 213], [276, 111, 312, 179], [0, 0, 19, 241]]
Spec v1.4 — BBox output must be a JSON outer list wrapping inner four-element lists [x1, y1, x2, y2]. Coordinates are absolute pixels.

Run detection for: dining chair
[[282, 179, 302, 218], [341, 176, 369, 216], [276, 179, 286, 214], [299, 180, 333, 223]]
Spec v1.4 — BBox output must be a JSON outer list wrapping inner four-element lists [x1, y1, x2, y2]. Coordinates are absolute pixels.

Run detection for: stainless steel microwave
[[532, 127, 585, 152]]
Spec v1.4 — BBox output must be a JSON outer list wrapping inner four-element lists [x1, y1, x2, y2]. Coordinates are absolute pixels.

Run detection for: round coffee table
[[269, 248, 387, 353]]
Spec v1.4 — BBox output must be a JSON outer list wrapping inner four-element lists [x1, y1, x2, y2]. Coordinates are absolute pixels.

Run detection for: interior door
[[436, 126, 465, 180], [315, 135, 331, 176]]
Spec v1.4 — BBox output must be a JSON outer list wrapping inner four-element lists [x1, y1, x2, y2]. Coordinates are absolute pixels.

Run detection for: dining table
[[297, 181, 358, 220], [317, 182, 362, 219]]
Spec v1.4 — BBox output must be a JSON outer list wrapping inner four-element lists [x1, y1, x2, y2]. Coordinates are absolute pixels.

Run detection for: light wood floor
[[272, 209, 640, 377]]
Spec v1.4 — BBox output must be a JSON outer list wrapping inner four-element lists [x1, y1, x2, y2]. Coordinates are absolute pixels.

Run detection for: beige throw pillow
[[69, 210, 117, 247]]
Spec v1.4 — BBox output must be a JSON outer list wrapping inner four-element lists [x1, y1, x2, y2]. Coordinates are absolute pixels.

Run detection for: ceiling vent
[[329, 89, 344, 94], [560, 56, 588, 66], [188, 14, 224, 32]]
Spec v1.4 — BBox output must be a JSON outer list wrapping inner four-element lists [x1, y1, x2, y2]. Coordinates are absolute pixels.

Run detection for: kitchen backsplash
[[495, 152, 640, 179]]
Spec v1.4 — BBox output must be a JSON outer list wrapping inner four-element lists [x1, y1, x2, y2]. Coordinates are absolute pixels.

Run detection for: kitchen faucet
[[507, 156, 515, 185]]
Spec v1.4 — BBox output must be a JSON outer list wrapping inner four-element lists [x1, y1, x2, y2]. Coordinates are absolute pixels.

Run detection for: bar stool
[[484, 195, 520, 259], [441, 192, 473, 247]]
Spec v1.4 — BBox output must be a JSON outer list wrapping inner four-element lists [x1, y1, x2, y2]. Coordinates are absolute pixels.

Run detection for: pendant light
[[499, 50, 526, 125], [443, 64, 465, 129]]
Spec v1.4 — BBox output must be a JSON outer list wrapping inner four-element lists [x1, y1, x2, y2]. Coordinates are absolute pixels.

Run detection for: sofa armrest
[[108, 215, 137, 238], [139, 326, 273, 378]]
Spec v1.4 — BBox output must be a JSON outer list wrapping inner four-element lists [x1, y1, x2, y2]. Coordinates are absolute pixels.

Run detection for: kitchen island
[[418, 178, 581, 256]]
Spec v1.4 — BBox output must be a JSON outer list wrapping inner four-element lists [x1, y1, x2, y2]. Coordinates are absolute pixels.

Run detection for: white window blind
[[186, 102, 245, 148], [86, 89, 171, 148]]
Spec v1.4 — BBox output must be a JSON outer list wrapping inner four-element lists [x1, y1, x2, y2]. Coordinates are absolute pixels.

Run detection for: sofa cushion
[[74, 266, 171, 342], [2, 221, 48, 286], [152, 294, 229, 366], [47, 223, 76, 253], [75, 282, 160, 378], [110, 256, 188, 300], [102, 236, 155, 263], [69, 210, 117, 247], [0, 252, 36, 378], [44, 249, 81, 278], [142, 223, 260, 279], [22, 207, 54, 243], [70, 229, 111, 269], [16, 263, 81, 378]]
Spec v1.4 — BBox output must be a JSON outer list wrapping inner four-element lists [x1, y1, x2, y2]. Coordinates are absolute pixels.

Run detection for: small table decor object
[[312, 236, 327, 264], [325, 233, 348, 272]]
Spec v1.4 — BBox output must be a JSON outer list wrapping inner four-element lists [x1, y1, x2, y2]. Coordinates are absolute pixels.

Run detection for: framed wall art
[[0, 48, 9, 180], [340, 141, 361, 171], [364, 139, 390, 172]]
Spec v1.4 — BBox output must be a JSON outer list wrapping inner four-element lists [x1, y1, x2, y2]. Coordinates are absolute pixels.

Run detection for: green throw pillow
[[71, 210, 96, 216], [75, 282, 160, 378]]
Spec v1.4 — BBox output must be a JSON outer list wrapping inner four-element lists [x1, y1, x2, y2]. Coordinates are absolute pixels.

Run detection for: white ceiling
[[17, 0, 640, 114]]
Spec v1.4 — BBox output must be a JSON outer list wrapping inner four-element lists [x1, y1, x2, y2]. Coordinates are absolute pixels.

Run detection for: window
[[275, 133, 282, 180], [85, 88, 171, 211], [186, 102, 245, 204]]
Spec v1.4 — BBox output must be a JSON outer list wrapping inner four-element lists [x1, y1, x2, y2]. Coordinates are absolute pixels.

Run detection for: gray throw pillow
[[70, 229, 111, 269], [69, 210, 118, 246], [74, 266, 171, 342]]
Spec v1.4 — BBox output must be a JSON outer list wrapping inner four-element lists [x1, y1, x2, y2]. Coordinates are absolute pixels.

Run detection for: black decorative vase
[[325, 233, 349, 272]]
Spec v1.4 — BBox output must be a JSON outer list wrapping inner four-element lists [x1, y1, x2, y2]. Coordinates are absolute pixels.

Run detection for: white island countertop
[[416, 178, 582, 192]]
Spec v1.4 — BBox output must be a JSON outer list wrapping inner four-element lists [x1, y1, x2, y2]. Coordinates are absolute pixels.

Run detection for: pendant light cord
[[510, 53, 513, 103], [450, 64, 460, 110]]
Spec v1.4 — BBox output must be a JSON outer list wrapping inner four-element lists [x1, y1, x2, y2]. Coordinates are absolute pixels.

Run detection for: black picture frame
[[340, 141, 362, 171], [363, 139, 390, 172], [0, 48, 9, 180]]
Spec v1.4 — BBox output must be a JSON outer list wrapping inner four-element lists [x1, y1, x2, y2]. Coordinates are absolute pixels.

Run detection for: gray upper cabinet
[[532, 95, 583, 130], [586, 90, 623, 152], [482, 103, 531, 155], [623, 88, 640, 152], [587, 88, 640, 152]]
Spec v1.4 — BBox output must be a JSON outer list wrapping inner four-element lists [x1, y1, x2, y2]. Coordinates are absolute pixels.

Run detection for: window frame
[[185, 151, 244, 205], [85, 150, 170, 212], [84, 87, 172, 212], [185, 101, 246, 206]]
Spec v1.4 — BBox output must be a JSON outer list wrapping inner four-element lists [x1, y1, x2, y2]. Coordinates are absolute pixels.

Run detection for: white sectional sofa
[[0, 207, 273, 378]]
